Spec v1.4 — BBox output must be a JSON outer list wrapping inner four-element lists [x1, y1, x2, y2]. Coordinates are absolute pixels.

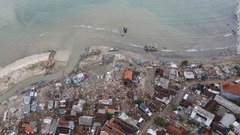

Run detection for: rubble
[[1, 46, 240, 134]]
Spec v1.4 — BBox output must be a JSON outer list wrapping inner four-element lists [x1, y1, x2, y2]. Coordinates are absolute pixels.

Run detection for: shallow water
[[0, 0, 237, 67], [0, 0, 237, 101]]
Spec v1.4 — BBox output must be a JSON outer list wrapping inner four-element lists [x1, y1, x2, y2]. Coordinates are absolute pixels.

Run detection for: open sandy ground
[[0, 50, 70, 93]]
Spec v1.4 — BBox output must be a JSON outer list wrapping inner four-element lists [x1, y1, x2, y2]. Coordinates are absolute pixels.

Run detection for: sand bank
[[0, 53, 50, 78], [0, 50, 70, 93]]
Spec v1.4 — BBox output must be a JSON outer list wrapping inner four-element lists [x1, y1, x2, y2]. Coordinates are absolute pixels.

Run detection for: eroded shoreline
[[0, 50, 70, 94]]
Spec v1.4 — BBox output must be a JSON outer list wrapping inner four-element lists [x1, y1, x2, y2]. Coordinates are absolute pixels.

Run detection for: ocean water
[[0, 0, 238, 101], [0, 0, 237, 67]]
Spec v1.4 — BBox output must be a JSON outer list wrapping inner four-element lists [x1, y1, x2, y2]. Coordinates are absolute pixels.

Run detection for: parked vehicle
[[139, 103, 153, 116]]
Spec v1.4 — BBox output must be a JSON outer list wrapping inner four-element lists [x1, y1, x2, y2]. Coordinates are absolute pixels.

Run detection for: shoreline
[[0, 52, 50, 78], [0, 50, 70, 93], [0, 46, 239, 102]]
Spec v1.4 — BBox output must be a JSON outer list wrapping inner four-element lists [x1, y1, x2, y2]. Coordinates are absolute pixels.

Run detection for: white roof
[[183, 94, 189, 100], [193, 106, 215, 120], [220, 113, 236, 128], [190, 64, 197, 68], [233, 121, 240, 127], [147, 129, 157, 135], [118, 112, 138, 126], [43, 117, 52, 124], [138, 118, 144, 123], [184, 71, 195, 79], [171, 63, 178, 68], [233, 121, 240, 134]]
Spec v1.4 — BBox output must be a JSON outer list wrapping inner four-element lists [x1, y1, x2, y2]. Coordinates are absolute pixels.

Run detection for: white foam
[[111, 29, 119, 33], [113, 40, 120, 43], [73, 25, 80, 28], [186, 49, 198, 52], [215, 47, 230, 50], [129, 44, 143, 48], [95, 27, 105, 30], [162, 49, 174, 52], [224, 33, 233, 37], [39, 33, 45, 36]]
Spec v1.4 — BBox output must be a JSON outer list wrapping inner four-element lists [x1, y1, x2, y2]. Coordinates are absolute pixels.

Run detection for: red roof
[[75, 125, 91, 135], [101, 95, 109, 100], [204, 100, 218, 112], [101, 119, 126, 135], [165, 123, 187, 135], [124, 69, 132, 80], [25, 125, 35, 134], [222, 80, 240, 95], [58, 120, 69, 126]]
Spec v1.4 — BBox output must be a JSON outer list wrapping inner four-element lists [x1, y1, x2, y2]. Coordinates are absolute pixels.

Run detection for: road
[[138, 84, 186, 135], [138, 77, 239, 135]]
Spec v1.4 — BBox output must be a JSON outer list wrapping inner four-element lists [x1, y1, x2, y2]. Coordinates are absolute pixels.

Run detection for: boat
[[121, 27, 127, 36], [109, 48, 118, 51], [144, 44, 158, 51]]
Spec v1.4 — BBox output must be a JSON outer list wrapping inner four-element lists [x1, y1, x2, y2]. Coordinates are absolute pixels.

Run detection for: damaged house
[[123, 69, 140, 87]]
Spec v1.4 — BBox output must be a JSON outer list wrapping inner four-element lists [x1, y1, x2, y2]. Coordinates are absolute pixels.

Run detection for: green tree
[[237, 69, 240, 76], [236, 114, 240, 121], [229, 124, 234, 131], [198, 63, 203, 68], [107, 113, 114, 120], [172, 105, 178, 111], [178, 116, 185, 123], [83, 103, 90, 110], [181, 60, 188, 66], [133, 98, 144, 104], [154, 117, 166, 127], [233, 98, 240, 106]]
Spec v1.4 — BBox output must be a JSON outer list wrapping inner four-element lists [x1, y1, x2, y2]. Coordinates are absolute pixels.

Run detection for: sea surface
[[0, 0, 237, 67], [0, 0, 238, 101]]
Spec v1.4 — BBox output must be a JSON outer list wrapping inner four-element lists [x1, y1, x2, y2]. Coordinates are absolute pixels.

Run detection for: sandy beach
[[0, 53, 50, 78], [0, 50, 70, 93]]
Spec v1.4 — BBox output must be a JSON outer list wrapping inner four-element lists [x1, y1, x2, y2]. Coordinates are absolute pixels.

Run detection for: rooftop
[[124, 69, 132, 80], [220, 113, 236, 128], [222, 80, 240, 95], [214, 95, 240, 114], [79, 116, 93, 126], [204, 100, 218, 112], [155, 77, 170, 89], [118, 112, 138, 127], [25, 125, 35, 134], [165, 123, 187, 135], [192, 105, 215, 120], [101, 121, 126, 135], [197, 127, 212, 135], [183, 71, 195, 79]]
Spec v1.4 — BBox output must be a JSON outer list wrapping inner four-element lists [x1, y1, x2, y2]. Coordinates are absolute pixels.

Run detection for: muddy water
[[0, 0, 237, 102]]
